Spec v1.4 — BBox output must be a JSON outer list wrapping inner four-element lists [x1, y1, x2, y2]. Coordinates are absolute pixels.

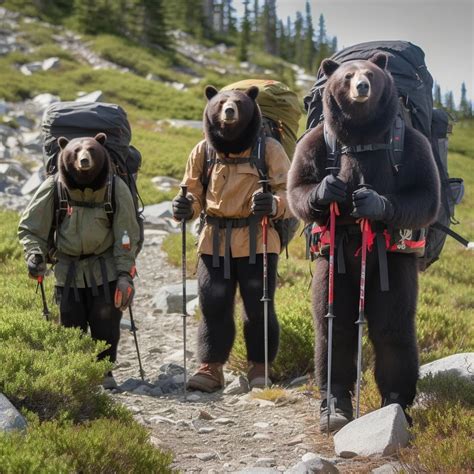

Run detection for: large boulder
[[0, 393, 27, 432], [419, 353, 474, 382], [75, 90, 104, 103], [153, 281, 198, 314], [333, 404, 409, 458]]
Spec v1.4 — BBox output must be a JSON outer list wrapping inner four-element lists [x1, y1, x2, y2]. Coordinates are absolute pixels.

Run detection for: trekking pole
[[180, 184, 188, 400], [36, 276, 50, 321], [259, 179, 271, 388], [129, 305, 145, 381], [355, 218, 370, 418], [325, 200, 339, 435]]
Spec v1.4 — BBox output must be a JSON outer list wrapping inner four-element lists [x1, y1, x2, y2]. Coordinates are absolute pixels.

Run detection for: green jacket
[[18, 176, 140, 288]]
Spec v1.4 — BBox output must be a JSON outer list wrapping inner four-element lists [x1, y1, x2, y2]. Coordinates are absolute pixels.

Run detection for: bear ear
[[58, 137, 69, 150], [321, 59, 340, 78], [245, 86, 259, 101], [370, 53, 388, 70], [94, 133, 107, 145], [205, 86, 219, 101]]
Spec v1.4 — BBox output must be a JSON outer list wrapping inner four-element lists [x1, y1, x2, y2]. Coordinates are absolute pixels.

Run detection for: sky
[[235, 0, 473, 103]]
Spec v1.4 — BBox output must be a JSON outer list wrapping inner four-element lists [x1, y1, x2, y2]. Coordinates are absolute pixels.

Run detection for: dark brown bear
[[288, 53, 440, 431], [58, 133, 110, 190], [204, 85, 261, 155]]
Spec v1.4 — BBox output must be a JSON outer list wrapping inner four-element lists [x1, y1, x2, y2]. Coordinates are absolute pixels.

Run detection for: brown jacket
[[180, 137, 292, 257]]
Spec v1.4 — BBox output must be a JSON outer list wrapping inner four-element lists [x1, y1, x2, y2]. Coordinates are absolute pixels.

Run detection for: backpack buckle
[[104, 202, 113, 214]]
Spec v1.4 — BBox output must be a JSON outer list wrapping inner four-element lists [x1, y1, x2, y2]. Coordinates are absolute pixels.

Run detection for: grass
[[251, 387, 291, 403]]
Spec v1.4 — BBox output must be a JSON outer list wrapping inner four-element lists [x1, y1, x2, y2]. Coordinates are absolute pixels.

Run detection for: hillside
[[1, 5, 473, 473]]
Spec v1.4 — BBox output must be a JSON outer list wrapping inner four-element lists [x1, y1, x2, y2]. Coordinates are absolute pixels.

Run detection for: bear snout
[[350, 74, 371, 102], [221, 100, 239, 123], [77, 149, 92, 170], [356, 80, 370, 96]]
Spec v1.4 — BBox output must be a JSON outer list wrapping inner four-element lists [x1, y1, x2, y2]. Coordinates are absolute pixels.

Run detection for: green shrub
[[162, 231, 198, 277], [0, 417, 174, 474]]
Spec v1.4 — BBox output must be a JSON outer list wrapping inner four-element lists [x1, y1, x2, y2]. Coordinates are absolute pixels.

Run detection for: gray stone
[[334, 404, 409, 458], [0, 393, 27, 432], [0, 161, 30, 182], [146, 73, 161, 81], [186, 297, 200, 316], [214, 417, 234, 425], [21, 170, 44, 195], [120, 318, 132, 330], [75, 90, 103, 103], [371, 463, 403, 474], [419, 353, 474, 382], [196, 452, 216, 461], [253, 421, 270, 429], [132, 384, 152, 396], [32, 93, 60, 110], [0, 100, 8, 116], [187, 393, 201, 402], [157, 119, 203, 130], [143, 201, 173, 220], [301, 453, 318, 463], [285, 458, 339, 473], [119, 378, 144, 392], [235, 469, 279, 474], [152, 281, 198, 314], [256, 458, 277, 467], [160, 363, 185, 376], [20, 61, 43, 75], [253, 433, 271, 440], [150, 386, 164, 397], [151, 175, 180, 192], [198, 426, 215, 434], [223, 375, 250, 395], [289, 375, 311, 388], [42, 57, 60, 71]]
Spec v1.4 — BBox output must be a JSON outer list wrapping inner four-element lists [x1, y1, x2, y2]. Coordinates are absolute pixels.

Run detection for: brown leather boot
[[187, 363, 225, 393], [248, 362, 271, 389]]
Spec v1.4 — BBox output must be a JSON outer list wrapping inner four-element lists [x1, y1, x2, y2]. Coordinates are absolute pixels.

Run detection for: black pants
[[313, 248, 419, 408], [56, 281, 122, 363], [197, 253, 279, 364]]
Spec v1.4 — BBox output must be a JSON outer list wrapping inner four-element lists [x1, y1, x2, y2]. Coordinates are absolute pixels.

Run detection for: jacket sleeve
[[18, 176, 55, 260], [175, 140, 206, 220], [113, 178, 140, 275], [265, 138, 292, 220]]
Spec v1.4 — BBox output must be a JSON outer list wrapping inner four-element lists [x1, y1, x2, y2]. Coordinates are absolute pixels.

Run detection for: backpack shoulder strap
[[202, 142, 217, 190], [251, 131, 268, 180], [104, 174, 115, 225], [389, 114, 405, 173], [323, 121, 340, 172]]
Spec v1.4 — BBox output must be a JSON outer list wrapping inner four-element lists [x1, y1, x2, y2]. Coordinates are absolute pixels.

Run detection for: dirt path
[[111, 228, 391, 473]]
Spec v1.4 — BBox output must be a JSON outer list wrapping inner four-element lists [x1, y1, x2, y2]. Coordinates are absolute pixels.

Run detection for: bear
[[287, 53, 440, 431], [18, 133, 140, 389], [172, 85, 292, 392]]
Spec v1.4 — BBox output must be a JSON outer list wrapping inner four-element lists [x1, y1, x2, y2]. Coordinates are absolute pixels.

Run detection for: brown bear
[[172, 85, 292, 392], [288, 54, 440, 430], [19, 133, 140, 389]]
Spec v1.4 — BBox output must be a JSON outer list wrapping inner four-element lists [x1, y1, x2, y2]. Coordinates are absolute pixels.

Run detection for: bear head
[[57, 133, 110, 191], [203, 85, 262, 155], [321, 53, 398, 143]]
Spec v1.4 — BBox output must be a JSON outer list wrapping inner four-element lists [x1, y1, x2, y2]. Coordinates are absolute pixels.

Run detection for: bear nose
[[224, 107, 235, 118], [80, 158, 90, 167], [356, 80, 370, 95]]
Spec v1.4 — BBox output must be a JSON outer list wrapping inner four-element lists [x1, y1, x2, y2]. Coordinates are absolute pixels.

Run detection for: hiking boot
[[102, 371, 118, 390], [247, 362, 271, 389], [187, 363, 225, 393], [319, 396, 353, 433]]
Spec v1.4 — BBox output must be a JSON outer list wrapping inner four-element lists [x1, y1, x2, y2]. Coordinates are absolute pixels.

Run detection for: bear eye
[[366, 71, 374, 79], [345, 73, 354, 80]]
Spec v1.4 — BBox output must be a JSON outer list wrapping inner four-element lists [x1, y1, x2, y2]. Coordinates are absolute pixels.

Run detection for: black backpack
[[304, 40, 466, 270], [201, 133, 300, 255], [41, 101, 144, 256]]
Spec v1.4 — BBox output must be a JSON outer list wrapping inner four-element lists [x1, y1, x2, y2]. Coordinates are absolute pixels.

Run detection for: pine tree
[[277, 19, 289, 60], [331, 36, 338, 54], [302, 0, 316, 71], [224, 0, 237, 35], [459, 82, 471, 118], [444, 90, 455, 113], [317, 13, 326, 44], [433, 82, 442, 108], [253, 0, 259, 32], [293, 11, 304, 66], [140, 0, 168, 48], [238, 0, 251, 62], [261, 0, 277, 55]]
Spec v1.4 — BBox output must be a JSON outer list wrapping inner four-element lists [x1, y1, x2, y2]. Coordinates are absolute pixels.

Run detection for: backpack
[[221, 79, 302, 159], [303, 41, 466, 270], [41, 101, 144, 257]]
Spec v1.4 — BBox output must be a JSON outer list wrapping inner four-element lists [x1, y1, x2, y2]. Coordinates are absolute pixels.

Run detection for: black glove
[[27, 254, 46, 279], [351, 187, 394, 221], [172, 194, 193, 221], [309, 175, 347, 207], [251, 191, 275, 217], [114, 272, 135, 311]]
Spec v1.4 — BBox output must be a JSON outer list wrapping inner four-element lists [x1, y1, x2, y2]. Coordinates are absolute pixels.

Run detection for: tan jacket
[[180, 137, 292, 257]]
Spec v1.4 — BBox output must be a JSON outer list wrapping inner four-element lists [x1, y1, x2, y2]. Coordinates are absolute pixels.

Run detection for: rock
[[253, 433, 271, 440], [150, 386, 163, 397], [42, 57, 60, 71], [132, 385, 151, 396], [235, 469, 279, 474], [223, 375, 250, 395], [198, 410, 213, 420], [286, 434, 306, 446], [286, 457, 339, 473], [21, 170, 44, 195], [198, 426, 215, 434], [75, 90, 103, 103], [256, 457, 276, 467], [157, 119, 203, 130], [254, 421, 270, 429], [146, 73, 161, 81], [214, 417, 234, 425], [20, 61, 43, 76], [151, 176, 180, 192], [333, 404, 409, 458], [186, 297, 200, 316], [419, 353, 474, 382], [301, 453, 318, 463], [160, 363, 185, 376], [120, 318, 132, 331], [0, 161, 30, 182], [32, 93, 60, 111], [143, 201, 173, 219], [0, 100, 8, 116], [149, 415, 176, 425], [196, 452, 217, 461], [152, 281, 198, 314], [119, 378, 145, 392], [289, 375, 311, 388], [187, 393, 201, 402], [0, 393, 27, 432], [371, 463, 403, 473]]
